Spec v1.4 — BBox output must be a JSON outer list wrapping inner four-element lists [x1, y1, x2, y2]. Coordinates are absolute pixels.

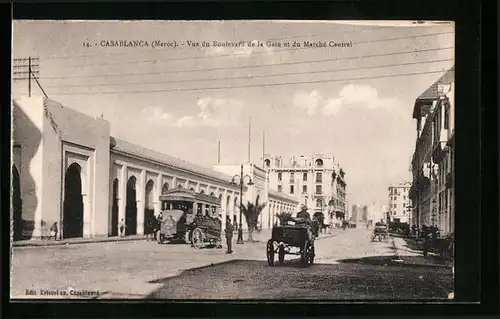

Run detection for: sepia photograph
[[11, 20, 455, 300]]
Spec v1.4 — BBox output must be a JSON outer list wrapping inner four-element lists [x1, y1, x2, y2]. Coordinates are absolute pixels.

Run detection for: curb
[[12, 236, 147, 248]]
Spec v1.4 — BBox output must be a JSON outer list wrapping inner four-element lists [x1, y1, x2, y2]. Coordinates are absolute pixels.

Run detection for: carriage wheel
[[191, 228, 205, 249], [278, 244, 285, 265], [308, 244, 315, 264], [267, 240, 275, 266], [183, 230, 191, 244], [301, 241, 312, 266]]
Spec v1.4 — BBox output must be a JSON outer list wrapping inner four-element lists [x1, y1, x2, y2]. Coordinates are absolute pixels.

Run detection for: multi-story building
[[388, 182, 411, 223], [263, 154, 347, 225], [409, 66, 454, 234]]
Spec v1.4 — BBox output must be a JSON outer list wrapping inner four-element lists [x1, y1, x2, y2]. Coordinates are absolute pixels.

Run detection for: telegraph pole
[[13, 57, 45, 97]]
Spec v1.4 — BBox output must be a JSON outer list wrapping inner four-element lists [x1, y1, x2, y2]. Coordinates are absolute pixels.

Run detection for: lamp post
[[431, 198, 437, 227], [231, 164, 254, 245]]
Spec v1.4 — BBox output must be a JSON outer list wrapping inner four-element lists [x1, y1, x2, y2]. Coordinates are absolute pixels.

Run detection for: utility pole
[[13, 57, 46, 98], [217, 141, 221, 164], [247, 117, 252, 163]]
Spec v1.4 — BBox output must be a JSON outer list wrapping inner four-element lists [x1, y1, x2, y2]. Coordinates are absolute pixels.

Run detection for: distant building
[[409, 66, 454, 234], [264, 154, 347, 225], [388, 182, 412, 223]]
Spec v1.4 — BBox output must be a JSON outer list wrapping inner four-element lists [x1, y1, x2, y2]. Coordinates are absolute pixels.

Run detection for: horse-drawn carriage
[[267, 213, 319, 267], [157, 188, 222, 249], [371, 222, 388, 241]]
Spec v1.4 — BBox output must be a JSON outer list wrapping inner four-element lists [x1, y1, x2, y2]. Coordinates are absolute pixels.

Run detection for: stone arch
[[110, 178, 119, 236], [233, 196, 238, 223], [190, 187, 195, 191], [210, 192, 215, 197], [264, 159, 271, 168], [200, 190, 205, 194], [63, 162, 84, 239], [12, 165, 22, 241], [144, 179, 155, 236], [315, 158, 324, 167], [161, 182, 169, 194], [125, 176, 137, 235]]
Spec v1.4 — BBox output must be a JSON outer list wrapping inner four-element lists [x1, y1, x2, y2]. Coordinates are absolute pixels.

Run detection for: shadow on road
[[338, 256, 453, 269], [146, 259, 454, 300]]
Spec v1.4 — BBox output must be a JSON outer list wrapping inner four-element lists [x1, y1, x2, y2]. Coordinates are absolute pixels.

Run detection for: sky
[[12, 20, 454, 207]]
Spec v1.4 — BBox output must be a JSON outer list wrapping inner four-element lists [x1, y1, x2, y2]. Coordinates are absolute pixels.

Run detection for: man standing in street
[[225, 216, 234, 254]]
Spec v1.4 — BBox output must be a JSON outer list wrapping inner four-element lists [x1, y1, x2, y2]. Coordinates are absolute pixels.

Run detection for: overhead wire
[[43, 58, 454, 89], [40, 46, 454, 80], [47, 69, 452, 96]]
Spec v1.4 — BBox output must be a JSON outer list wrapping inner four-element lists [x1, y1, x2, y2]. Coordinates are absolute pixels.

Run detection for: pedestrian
[[225, 217, 234, 254], [119, 218, 126, 237], [49, 222, 58, 240]]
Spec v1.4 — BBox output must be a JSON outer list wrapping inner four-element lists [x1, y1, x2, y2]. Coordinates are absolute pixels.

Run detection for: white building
[[11, 96, 297, 241], [388, 182, 412, 223], [263, 154, 347, 225]]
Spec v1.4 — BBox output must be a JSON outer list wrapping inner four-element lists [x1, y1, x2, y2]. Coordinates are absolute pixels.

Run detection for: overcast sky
[[12, 20, 454, 207]]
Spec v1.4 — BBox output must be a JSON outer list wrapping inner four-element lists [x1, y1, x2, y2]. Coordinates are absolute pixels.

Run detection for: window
[[302, 185, 307, 194], [278, 172, 282, 181], [315, 185, 322, 194], [303, 172, 308, 181], [403, 196, 406, 200], [277, 185, 282, 192], [316, 199, 322, 207], [290, 172, 295, 179], [394, 203, 397, 208], [264, 159, 271, 168], [316, 172, 322, 183], [290, 185, 294, 194]]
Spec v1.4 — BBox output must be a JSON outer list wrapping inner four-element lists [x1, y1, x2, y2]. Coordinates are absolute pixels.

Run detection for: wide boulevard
[[11, 227, 453, 300]]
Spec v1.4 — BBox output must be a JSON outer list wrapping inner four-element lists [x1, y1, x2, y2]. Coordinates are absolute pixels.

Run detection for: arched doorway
[[110, 178, 119, 236], [63, 163, 84, 238], [233, 197, 238, 223], [12, 165, 22, 241], [125, 176, 137, 235], [144, 180, 155, 236]]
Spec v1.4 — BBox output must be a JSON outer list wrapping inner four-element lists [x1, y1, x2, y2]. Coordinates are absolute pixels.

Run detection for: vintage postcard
[[11, 20, 454, 300]]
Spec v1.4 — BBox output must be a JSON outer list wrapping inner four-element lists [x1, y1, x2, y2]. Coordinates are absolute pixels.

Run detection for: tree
[[241, 195, 267, 242]]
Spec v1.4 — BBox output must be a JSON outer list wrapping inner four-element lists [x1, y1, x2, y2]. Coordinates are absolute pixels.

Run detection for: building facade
[[409, 66, 454, 234], [263, 154, 347, 225], [212, 163, 299, 230], [387, 182, 411, 223], [11, 96, 297, 241]]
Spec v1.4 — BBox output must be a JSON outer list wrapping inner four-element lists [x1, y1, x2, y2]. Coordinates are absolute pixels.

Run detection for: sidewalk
[[12, 234, 147, 247], [392, 236, 453, 269]]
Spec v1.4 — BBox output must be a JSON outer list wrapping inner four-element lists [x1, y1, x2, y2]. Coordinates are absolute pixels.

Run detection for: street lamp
[[431, 198, 437, 227], [231, 164, 254, 244]]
